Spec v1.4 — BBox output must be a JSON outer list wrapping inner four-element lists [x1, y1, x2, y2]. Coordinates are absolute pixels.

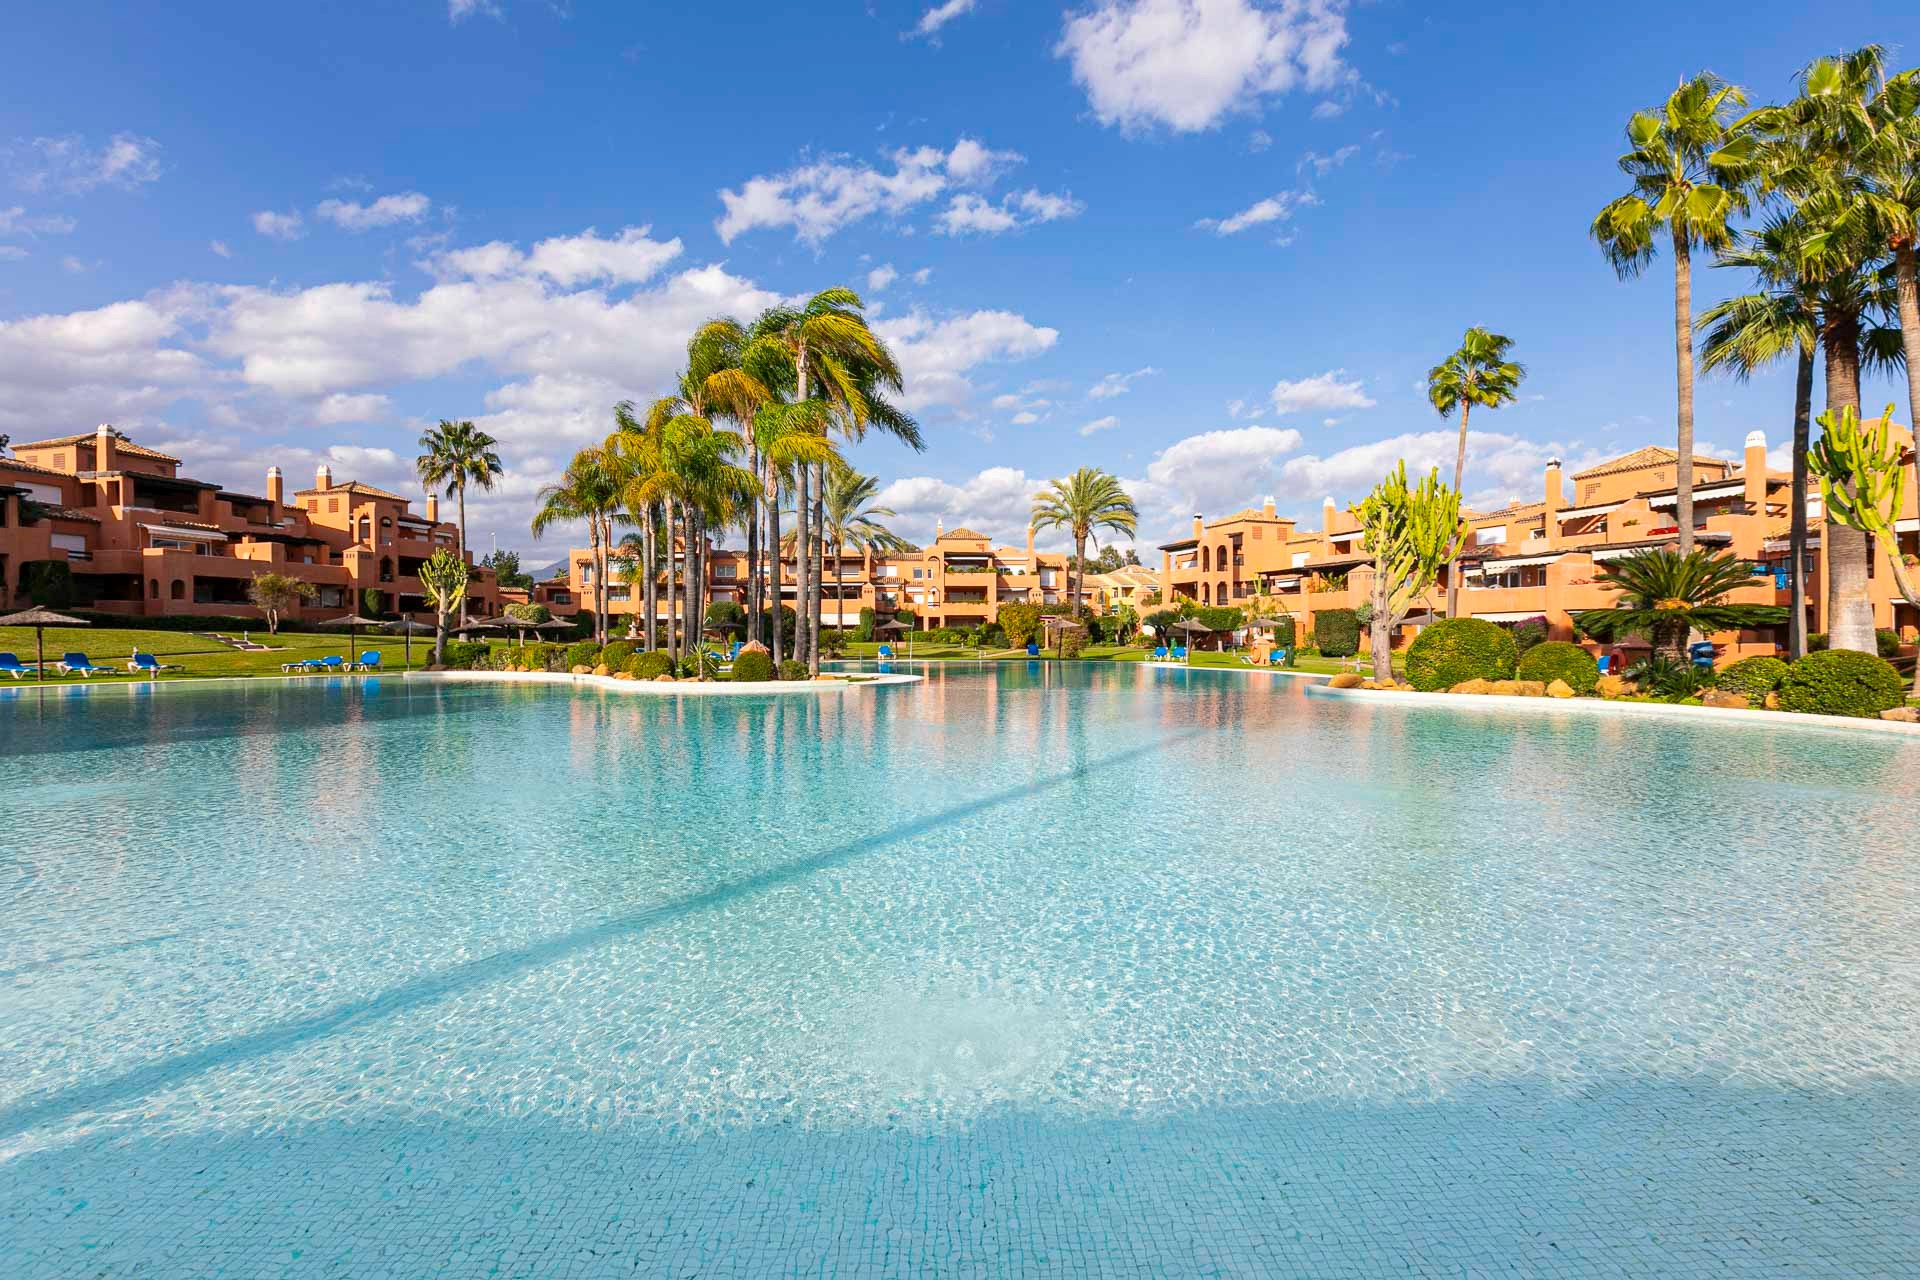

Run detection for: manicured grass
[[0, 625, 431, 681]]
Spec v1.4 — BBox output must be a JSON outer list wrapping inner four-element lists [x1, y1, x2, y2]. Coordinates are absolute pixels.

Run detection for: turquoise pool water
[[2, 665, 1917, 1277]]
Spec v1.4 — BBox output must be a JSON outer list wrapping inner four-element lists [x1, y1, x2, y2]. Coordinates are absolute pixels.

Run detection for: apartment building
[[0, 423, 500, 622], [1157, 431, 1920, 661], [565, 522, 1083, 630]]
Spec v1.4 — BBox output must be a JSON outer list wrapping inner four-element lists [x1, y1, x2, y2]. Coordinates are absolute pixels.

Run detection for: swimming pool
[[3, 665, 1917, 1276]]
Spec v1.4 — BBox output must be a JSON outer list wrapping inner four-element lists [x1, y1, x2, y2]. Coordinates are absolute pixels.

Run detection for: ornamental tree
[[1808, 403, 1919, 689], [418, 548, 470, 665], [1351, 462, 1468, 681]]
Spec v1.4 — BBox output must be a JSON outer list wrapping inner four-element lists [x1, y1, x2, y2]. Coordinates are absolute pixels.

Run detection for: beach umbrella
[[871, 616, 909, 659], [386, 617, 433, 667], [1169, 617, 1213, 663], [321, 612, 386, 666], [0, 605, 89, 684]]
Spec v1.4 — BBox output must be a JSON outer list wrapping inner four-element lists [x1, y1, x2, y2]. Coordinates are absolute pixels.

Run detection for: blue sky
[[1, 0, 1912, 558]]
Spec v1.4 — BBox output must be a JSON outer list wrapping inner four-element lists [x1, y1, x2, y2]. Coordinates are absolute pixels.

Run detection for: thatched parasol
[[386, 617, 434, 666], [320, 612, 387, 666], [0, 605, 89, 683]]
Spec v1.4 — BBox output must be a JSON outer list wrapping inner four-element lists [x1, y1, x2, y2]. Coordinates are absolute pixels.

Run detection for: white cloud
[[0, 206, 77, 237], [448, 0, 502, 20], [875, 309, 1060, 412], [1011, 411, 1041, 425], [1297, 144, 1358, 176], [876, 466, 1040, 545], [1089, 366, 1158, 399], [252, 210, 304, 240], [1196, 188, 1316, 235], [1079, 414, 1120, 436], [312, 392, 392, 424], [1135, 425, 1305, 518], [0, 246, 26, 262], [13, 132, 163, 193], [1225, 396, 1248, 418], [1056, 0, 1352, 134], [911, 267, 933, 284], [715, 138, 1043, 245], [428, 226, 683, 287], [314, 191, 432, 231], [909, 0, 978, 39], [1268, 369, 1373, 414], [1249, 129, 1273, 152], [0, 289, 208, 433], [867, 263, 899, 292], [209, 239, 232, 259], [1274, 429, 1575, 515], [934, 188, 1084, 236]]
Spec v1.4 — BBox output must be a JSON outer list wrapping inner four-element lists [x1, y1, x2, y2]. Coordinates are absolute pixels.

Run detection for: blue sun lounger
[[877, 644, 894, 659], [355, 651, 382, 671], [0, 652, 30, 678], [1152, 646, 1169, 660], [127, 652, 182, 675], [59, 652, 103, 677]]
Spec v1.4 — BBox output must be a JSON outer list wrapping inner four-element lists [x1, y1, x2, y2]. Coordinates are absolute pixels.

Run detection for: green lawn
[[0, 625, 433, 681]]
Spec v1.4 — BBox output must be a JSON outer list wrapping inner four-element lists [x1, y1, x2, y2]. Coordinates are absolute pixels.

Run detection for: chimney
[[936, 517, 944, 539], [1543, 457, 1562, 547], [426, 494, 439, 523], [1026, 523, 1035, 560], [1262, 496, 1276, 519], [266, 465, 284, 521], [315, 463, 332, 491], [1191, 513, 1203, 539], [95, 422, 113, 472], [1744, 430, 1768, 511]]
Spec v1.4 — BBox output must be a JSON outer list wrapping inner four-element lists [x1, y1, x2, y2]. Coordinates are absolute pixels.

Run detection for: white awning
[[1763, 538, 1821, 552], [1645, 482, 1745, 508], [1472, 552, 1565, 570], [1898, 517, 1917, 533], [1555, 502, 1621, 521], [1469, 610, 1548, 623], [142, 523, 228, 543], [1591, 534, 1728, 561]]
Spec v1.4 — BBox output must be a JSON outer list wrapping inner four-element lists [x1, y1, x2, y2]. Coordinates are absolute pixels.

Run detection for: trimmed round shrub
[[1715, 655, 1789, 706], [1777, 649, 1905, 718], [1808, 629, 1902, 659], [442, 640, 488, 669], [1404, 618, 1519, 691], [1516, 640, 1599, 695], [598, 640, 636, 670], [1510, 616, 1550, 658], [777, 659, 810, 681], [731, 650, 775, 683], [1314, 608, 1361, 659], [564, 641, 600, 670], [627, 651, 674, 679], [1059, 626, 1088, 659]]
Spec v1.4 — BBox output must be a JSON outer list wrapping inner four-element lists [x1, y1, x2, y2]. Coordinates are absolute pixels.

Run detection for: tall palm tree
[[1426, 327, 1524, 614], [1030, 468, 1139, 619], [416, 418, 504, 620], [531, 447, 619, 645], [763, 288, 916, 674], [1698, 213, 1821, 657], [605, 400, 665, 651], [751, 400, 839, 667], [819, 468, 911, 629], [1739, 47, 1905, 652], [1592, 72, 1752, 557]]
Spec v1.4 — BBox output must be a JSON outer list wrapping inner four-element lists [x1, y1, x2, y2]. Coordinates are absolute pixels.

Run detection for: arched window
[[1218, 579, 1229, 603], [1201, 546, 1211, 572], [148, 579, 159, 598], [170, 579, 185, 600]]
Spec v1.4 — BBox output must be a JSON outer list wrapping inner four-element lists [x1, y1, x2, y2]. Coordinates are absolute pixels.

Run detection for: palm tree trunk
[[745, 436, 762, 632], [1788, 343, 1814, 661], [1445, 399, 1471, 617], [810, 461, 825, 674], [1894, 241, 1920, 692], [794, 463, 810, 666], [1369, 572, 1393, 683], [639, 507, 654, 650], [1823, 311, 1875, 654], [586, 518, 602, 649], [663, 497, 679, 663], [767, 467, 784, 667], [1672, 224, 1696, 557], [833, 539, 844, 655], [456, 482, 470, 623], [1073, 531, 1087, 641]]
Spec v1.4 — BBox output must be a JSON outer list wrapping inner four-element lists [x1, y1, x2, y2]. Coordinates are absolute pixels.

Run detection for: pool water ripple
[[2, 665, 1917, 1276]]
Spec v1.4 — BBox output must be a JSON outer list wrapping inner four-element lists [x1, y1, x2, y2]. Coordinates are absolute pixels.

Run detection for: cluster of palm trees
[[530, 287, 923, 673], [1595, 47, 1920, 657]]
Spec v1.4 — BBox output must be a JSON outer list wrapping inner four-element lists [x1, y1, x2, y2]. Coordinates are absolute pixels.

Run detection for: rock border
[[1305, 682, 1920, 739]]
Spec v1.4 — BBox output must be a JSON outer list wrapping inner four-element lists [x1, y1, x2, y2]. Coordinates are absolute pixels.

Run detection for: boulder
[[1546, 679, 1576, 699], [1763, 691, 1782, 710], [1595, 674, 1631, 699], [611, 671, 635, 681], [654, 674, 676, 683], [571, 664, 592, 675], [1702, 689, 1751, 710], [1879, 706, 1920, 723], [1327, 673, 1366, 689], [592, 663, 611, 677], [1448, 678, 1494, 695], [1487, 680, 1546, 697], [423, 663, 446, 672]]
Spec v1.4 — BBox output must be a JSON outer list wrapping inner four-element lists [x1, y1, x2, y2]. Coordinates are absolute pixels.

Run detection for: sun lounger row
[[280, 652, 383, 673]]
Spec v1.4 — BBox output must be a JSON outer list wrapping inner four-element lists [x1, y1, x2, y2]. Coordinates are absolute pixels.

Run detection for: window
[[23, 482, 63, 504], [1292, 552, 1309, 567], [913, 568, 924, 579], [170, 579, 185, 600], [1476, 525, 1507, 546], [329, 499, 340, 513], [51, 533, 89, 556], [1583, 482, 1600, 501], [714, 563, 736, 578]]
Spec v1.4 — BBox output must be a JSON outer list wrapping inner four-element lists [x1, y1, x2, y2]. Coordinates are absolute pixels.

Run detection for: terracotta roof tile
[[11, 431, 181, 463], [292, 480, 411, 502], [936, 527, 989, 541], [1572, 446, 1731, 479]]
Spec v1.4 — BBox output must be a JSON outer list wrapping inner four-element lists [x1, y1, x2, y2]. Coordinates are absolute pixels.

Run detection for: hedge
[[1404, 618, 1518, 691], [442, 640, 489, 669], [1714, 655, 1789, 706], [1777, 649, 1905, 718], [1314, 608, 1361, 659], [598, 641, 636, 670], [564, 641, 601, 669], [1809, 629, 1902, 659], [778, 659, 810, 681], [731, 650, 775, 682], [1270, 616, 1297, 650], [628, 651, 674, 679], [1515, 640, 1599, 695]]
